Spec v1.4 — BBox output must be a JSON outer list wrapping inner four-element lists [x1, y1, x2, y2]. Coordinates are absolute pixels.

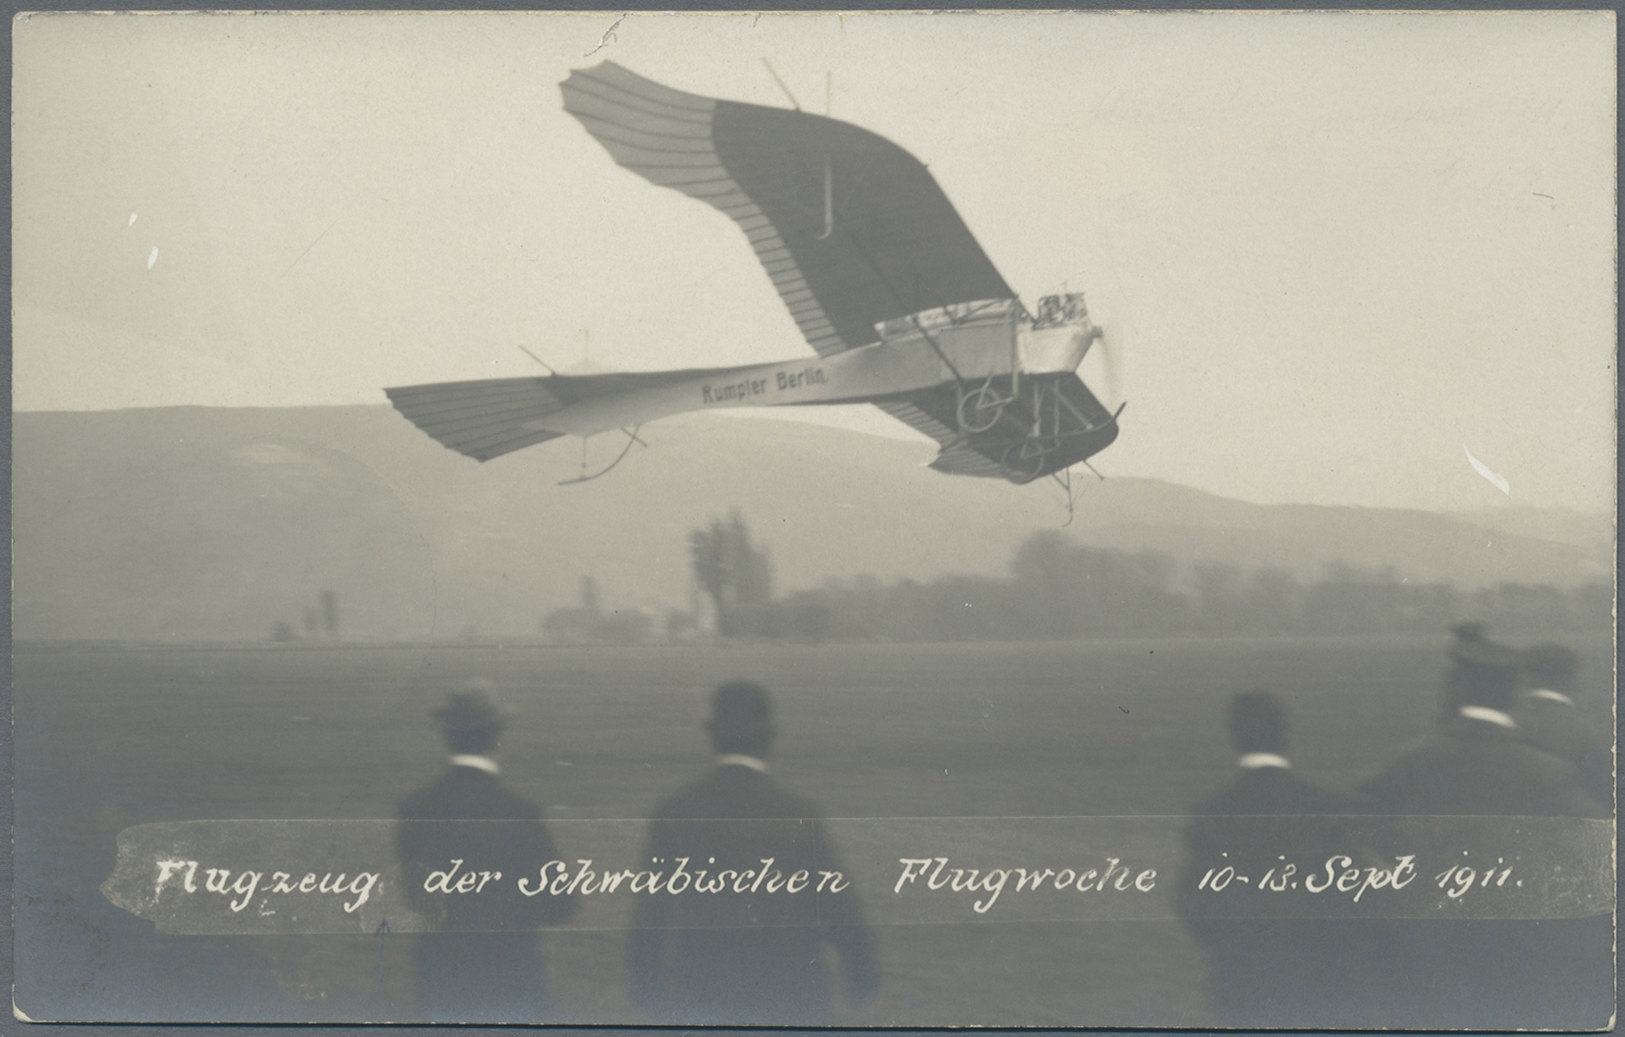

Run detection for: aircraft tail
[[387, 365, 764, 461], [384, 377, 567, 461]]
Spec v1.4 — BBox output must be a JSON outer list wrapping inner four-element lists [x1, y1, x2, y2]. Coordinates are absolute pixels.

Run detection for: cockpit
[[1030, 292, 1092, 329]]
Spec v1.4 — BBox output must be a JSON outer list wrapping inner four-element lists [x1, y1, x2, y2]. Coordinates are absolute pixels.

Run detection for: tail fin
[[384, 377, 567, 462]]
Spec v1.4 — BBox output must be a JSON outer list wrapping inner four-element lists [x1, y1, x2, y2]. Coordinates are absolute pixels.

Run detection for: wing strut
[[760, 58, 801, 110], [838, 231, 971, 385], [518, 345, 556, 374], [814, 156, 834, 241]]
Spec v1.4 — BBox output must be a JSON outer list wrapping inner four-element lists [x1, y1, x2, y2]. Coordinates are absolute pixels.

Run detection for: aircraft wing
[[877, 396, 1014, 481], [875, 373, 1120, 482], [561, 62, 1017, 357], [873, 398, 1015, 479], [386, 368, 738, 461], [385, 378, 570, 461]]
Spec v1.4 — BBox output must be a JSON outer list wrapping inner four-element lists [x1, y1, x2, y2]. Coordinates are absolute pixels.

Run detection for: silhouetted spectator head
[[707, 680, 774, 758], [1523, 643, 1580, 693], [1228, 690, 1289, 755], [1449, 620, 1488, 644], [433, 680, 505, 755], [1444, 623, 1523, 711]]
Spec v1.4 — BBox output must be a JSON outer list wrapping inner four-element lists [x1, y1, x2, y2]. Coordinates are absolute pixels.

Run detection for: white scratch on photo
[[585, 13, 626, 57], [1463, 444, 1511, 496], [147, 246, 159, 269]]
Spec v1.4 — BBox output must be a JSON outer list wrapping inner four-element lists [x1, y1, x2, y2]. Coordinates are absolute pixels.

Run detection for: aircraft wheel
[[957, 386, 1006, 433], [1002, 438, 1050, 483]]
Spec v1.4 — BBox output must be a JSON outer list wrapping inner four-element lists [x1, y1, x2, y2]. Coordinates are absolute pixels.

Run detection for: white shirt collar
[[1238, 752, 1291, 770], [449, 754, 500, 774], [716, 753, 768, 773], [1530, 688, 1575, 706], [1458, 705, 1516, 729]]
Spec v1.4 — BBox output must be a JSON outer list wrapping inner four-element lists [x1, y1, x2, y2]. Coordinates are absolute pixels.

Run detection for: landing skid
[[1051, 460, 1106, 528], [559, 426, 645, 485]]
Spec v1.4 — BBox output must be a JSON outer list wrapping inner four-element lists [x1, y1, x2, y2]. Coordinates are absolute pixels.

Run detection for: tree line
[[690, 521, 1609, 643], [546, 515, 1610, 644]]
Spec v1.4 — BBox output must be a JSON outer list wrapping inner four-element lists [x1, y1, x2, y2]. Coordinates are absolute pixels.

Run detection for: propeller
[[1099, 322, 1126, 405], [1072, 207, 1134, 408], [1073, 283, 1128, 409]]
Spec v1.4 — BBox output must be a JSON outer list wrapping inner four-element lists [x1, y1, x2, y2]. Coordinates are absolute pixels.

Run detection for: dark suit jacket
[[1177, 765, 1373, 1026], [1516, 693, 1613, 812], [1358, 713, 1600, 818], [396, 764, 576, 1022], [627, 762, 879, 1025], [1355, 714, 1607, 1029]]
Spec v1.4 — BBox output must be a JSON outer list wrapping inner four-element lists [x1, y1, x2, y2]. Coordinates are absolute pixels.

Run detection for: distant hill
[[1447, 505, 1614, 556], [1064, 483, 1612, 591], [13, 405, 1611, 642]]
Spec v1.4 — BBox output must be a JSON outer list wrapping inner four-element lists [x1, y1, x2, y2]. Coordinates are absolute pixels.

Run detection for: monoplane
[[387, 61, 1124, 486]]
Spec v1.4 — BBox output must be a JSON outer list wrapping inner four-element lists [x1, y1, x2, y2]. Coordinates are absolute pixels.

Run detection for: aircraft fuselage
[[534, 311, 1098, 438]]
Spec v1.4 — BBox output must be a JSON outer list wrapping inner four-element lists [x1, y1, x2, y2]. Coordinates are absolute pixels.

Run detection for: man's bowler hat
[[432, 684, 507, 734], [1448, 622, 1524, 669], [1446, 623, 1522, 707]]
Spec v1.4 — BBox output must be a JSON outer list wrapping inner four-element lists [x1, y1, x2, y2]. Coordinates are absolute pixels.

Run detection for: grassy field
[[13, 634, 1614, 1026]]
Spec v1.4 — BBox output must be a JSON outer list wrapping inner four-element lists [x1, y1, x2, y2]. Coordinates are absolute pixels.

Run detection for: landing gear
[[956, 382, 1008, 433], [558, 425, 646, 485], [1002, 437, 1055, 483]]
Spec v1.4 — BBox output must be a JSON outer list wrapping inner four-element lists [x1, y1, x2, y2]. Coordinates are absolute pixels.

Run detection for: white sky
[[13, 11, 1616, 512]]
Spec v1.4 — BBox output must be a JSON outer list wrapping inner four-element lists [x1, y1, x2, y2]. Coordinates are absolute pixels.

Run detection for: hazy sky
[[14, 11, 1616, 512]]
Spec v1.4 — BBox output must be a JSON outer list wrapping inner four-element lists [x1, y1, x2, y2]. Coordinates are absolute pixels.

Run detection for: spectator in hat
[[1514, 642, 1616, 1024], [1518, 643, 1612, 811], [1355, 625, 1602, 1029], [627, 680, 879, 1025], [1360, 624, 1598, 817], [1176, 691, 1374, 1027], [396, 681, 577, 1022]]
